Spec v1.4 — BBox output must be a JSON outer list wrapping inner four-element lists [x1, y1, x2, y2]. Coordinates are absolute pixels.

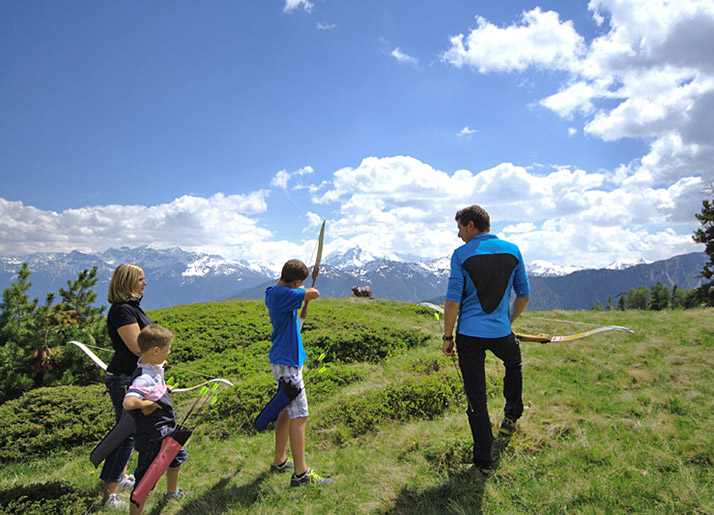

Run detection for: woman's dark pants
[[99, 373, 134, 482]]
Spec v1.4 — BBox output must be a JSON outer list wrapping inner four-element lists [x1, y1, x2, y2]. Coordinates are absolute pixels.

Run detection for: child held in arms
[[123, 325, 188, 513], [264, 259, 333, 487]]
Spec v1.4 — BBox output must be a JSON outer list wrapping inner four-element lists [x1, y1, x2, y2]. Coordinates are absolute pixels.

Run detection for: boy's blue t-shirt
[[265, 285, 307, 367]]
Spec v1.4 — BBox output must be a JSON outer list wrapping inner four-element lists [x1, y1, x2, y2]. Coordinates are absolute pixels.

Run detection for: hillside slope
[[0, 300, 712, 514]]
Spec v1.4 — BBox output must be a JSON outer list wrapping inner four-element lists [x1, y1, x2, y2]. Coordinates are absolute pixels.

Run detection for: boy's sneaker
[[103, 493, 128, 509], [118, 474, 135, 491], [163, 489, 189, 501], [270, 460, 294, 474], [290, 467, 334, 487]]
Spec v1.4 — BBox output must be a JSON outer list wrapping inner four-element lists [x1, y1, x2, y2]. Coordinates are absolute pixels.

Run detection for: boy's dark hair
[[280, 259, 309, 283], [137, 325, 174, 353], [455, 205, 491, 232]]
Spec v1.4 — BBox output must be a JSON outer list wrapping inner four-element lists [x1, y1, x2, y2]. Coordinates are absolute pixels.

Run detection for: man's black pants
[[456, 332, 523, 468]]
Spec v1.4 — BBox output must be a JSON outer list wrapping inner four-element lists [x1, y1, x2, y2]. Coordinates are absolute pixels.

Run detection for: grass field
[[1, 301, 712, 514]]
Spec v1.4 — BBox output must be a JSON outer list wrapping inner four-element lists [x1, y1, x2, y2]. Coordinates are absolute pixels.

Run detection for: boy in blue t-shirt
[[264, 259, 333, 487], [123, 325, 188, 513]]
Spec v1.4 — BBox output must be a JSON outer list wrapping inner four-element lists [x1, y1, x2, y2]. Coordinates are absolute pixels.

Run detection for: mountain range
[[0, 246, 706, 311]]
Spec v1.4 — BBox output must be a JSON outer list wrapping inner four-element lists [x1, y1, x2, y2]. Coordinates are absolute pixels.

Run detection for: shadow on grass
[[163, 467, 269, 515], [385, 432, 514, 515]]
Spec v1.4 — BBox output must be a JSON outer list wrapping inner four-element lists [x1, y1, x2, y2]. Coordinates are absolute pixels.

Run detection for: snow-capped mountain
[[0, 246, 705, 311], [605, 258, 652, 270], [527, 260, 583, 277], [324, 246, 399, 270], [0, 246, 274, 310]]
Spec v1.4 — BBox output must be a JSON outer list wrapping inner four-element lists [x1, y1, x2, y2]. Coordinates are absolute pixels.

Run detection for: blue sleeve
[[446, 249, 464, 303], [512, 250, 531, 298], [266, 286, 305, 313]]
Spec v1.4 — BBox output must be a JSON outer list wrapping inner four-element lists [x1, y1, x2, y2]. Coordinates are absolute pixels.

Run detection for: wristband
[[442, 334, 453, 341]]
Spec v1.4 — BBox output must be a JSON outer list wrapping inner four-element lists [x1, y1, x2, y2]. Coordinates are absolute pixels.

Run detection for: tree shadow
[[384, 432, 514, 515]]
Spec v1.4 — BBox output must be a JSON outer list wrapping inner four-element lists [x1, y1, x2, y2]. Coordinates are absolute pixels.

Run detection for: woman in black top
[[100, 263, 152, 509]]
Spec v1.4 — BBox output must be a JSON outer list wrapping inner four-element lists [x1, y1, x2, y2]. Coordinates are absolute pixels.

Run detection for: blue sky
[[1, 0, 711, 271]]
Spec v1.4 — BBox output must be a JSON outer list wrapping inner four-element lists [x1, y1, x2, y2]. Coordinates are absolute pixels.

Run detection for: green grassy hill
[[1, 299, 712, 514]]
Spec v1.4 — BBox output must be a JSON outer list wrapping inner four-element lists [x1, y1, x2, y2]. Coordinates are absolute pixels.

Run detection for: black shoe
[[499, 417, 517, 435], [289, 467, 334, 487], [270, 460, 294, 474]]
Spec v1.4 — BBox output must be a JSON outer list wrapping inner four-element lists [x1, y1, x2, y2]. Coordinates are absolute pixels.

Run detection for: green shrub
[[317, 375, 461, 442], [423, 439, 473, 474], [0, 481, 95, 514], [206, 363, 363, 436], [305, 325, 429, 364], [207, 374, 276, 436], [150, 300, 272, 362], [0, 384, 112, 463]]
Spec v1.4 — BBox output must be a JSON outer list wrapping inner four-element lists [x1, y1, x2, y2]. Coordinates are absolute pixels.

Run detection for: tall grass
[[0, 301, 712, 514]]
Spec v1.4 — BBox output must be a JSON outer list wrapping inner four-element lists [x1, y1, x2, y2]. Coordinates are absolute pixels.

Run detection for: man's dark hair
[[455, 205, 491, 232], [280, 259, 309, 283]]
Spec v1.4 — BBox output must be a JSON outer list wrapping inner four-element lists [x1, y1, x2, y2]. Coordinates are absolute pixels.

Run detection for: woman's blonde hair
[[108, 263, 144, 304]]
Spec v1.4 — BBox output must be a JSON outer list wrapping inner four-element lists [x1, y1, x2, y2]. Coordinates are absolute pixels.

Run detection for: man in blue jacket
[[441, 205, 531, 476]]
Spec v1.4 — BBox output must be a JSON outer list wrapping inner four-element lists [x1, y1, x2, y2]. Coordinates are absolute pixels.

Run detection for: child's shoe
[[289, 467, 333, 487], [270, 460, 294, 474], [103, 493, 128, 509], [163, 488, 189, 501], [118, 474, 135, 491]]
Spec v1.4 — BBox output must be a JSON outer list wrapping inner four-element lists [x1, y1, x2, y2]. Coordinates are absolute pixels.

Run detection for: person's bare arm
[[510, 296, 530, 324], [303, 287, 320, 301], [441, 300, 460, 356], [117, 323, 141, 356], [123, 395, 161, 415]]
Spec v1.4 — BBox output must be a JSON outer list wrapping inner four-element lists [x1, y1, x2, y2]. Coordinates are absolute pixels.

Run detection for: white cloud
[[391, 47, 418, 66], [310, 155, 703, 266], [0, 193, 271, 258], [270, 165, 315, 190], [440, 8, 585, 72], [442, 1, 714, 186], [317, 22, 335, 30], [458, 126, 477, 137], [283, 0, 313, 14]]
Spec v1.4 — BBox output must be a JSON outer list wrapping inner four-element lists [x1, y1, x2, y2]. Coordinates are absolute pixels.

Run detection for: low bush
[[305, 325, 429, 364], [0, 384, 111, 463], [423, 438, 473, 474], [0, 481, 95, 514], [206, 363, 363, 436], [317, 375, 461, 442]]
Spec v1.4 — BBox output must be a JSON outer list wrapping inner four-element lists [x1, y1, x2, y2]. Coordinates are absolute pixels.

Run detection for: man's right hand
[[441, 338, 455, 357]]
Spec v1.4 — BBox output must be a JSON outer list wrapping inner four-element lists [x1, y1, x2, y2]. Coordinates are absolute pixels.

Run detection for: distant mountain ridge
[[0, 246, 706, 311]]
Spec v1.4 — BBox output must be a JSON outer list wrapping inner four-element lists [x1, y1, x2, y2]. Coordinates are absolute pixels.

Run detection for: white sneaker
[[103, 493, 128, 509], [118, 474, 135, 491]]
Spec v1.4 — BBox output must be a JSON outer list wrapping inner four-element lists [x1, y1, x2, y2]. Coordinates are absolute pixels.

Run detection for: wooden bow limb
[[515, 325, 635, 343], [299, 220, 325, 328]]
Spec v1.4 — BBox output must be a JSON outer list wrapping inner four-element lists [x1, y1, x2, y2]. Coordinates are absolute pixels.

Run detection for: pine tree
[[693, 191, 714, 306], [649, 283, 670, 310], [617, 295, 626, 311]]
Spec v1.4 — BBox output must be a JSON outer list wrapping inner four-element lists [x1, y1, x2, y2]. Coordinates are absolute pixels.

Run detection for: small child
[[264, 259, 333, 487], [122, 325, 188, 514]]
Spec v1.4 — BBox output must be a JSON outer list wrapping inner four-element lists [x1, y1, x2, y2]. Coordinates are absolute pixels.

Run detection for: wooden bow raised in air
[[299, 220, 325, 327]]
